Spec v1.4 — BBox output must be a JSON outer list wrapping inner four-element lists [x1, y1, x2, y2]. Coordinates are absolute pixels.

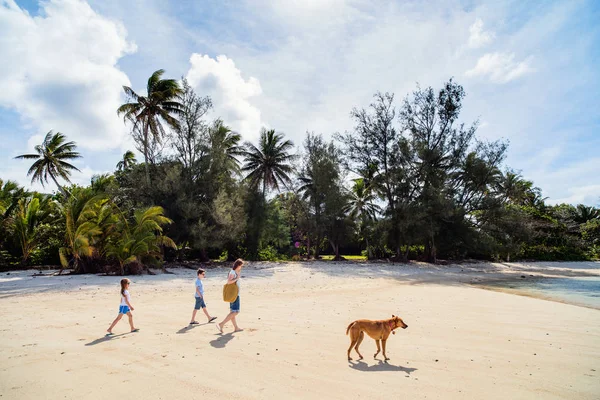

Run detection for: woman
[[217, 258, 244, 333]]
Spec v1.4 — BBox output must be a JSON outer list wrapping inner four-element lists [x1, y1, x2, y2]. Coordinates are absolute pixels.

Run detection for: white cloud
[[0, 0, 136, 150], [548, 185, 600, 206], [465, 52, 534, 83], [185, 54, 263, 141], [468, 18, 494, 48]]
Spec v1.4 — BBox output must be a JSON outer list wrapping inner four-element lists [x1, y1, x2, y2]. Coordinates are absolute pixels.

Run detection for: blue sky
[[0, 0, 599, 205]]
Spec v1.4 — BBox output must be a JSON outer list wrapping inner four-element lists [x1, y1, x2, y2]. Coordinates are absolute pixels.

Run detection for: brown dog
[[346, 315, 408, 361]]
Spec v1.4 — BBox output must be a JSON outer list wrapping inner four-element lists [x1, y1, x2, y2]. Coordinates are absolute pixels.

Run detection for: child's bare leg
[[191, 309, 198, 323], [127, 312, 135, 331], [107, 314, 123, 333], [202, 308, 213, 320]]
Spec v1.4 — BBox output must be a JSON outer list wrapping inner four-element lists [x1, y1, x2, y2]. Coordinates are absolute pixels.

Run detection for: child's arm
[[125, 295, 135, 311], [196, 286, 203, 298]]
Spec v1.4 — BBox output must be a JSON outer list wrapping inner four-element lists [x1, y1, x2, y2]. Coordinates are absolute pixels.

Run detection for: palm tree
[[208, 120, 244, 176], [572, 204, 600, 224], [0, 179, 28, 221], [59, 193, 103, 273], [14, 131, 81, 197], [13, 195, 53, 264], [117, 69, 183, 183], [106, 206, 175, 275], [242, 128, 295, 197], [116, 151, 137, 172], [345, 178, 381, 259]]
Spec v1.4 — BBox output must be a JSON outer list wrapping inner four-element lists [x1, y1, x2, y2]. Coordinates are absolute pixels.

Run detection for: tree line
[[1, 71, 598, 273]]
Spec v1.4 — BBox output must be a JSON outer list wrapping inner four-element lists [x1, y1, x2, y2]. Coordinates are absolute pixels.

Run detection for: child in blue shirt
[[190, 268, 217, 325]]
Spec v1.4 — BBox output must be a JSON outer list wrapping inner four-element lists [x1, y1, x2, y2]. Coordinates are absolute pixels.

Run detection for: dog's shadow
[[348, 359, 417, 374], [210, 332, 234, 348]]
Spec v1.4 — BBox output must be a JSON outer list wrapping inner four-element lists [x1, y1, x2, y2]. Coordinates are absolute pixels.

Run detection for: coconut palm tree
[[14, 131, 81, 197], [345, 178, 381, 259], [117, 69, 183, 183], [572, 204, 600, 224], [59, 192, 103, 273], [116, 151, 137, 172], [105, 206, 175, 275], [242, 128, 295, 197], [12, 194, 54, 264], [208, 119, 244, 176]]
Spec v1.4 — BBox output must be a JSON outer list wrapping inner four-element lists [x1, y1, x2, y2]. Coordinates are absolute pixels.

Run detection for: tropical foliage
[[1, 77, 598, 273], [15, 130, 81, 197]]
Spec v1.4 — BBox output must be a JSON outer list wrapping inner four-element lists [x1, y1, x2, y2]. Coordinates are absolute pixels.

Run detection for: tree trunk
[[143, 122, 151, 185], [365, 236, 372, 260], [403, 244, 410, 263], [306, 237, 311, 260], [50, 174, 69, 198], [330, 239, 342, 261], [425, 235, 437, 263]]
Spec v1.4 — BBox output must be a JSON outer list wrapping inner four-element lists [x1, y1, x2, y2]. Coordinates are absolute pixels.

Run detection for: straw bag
[[223, 283, 238, 302]]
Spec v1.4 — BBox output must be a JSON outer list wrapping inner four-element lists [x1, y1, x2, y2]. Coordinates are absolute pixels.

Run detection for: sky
[[0, 0, 598, 205]]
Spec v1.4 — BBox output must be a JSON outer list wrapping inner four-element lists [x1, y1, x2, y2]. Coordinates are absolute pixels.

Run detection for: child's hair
[[232, 258, 244, 270], [120, 278, 130, 296], [197, 268, 205, 276]]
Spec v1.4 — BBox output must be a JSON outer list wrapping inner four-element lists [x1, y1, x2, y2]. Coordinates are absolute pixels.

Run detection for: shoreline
[[2, 260, 599, 308]]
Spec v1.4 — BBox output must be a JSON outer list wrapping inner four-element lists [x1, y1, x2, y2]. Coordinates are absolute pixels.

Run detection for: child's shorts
[[194, 296, 207, 310], [119, 305, 130, 314], [230, 296, 240, 313]]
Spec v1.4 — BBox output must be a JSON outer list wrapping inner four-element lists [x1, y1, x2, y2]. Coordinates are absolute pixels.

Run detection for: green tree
[[106, 206, 176, 275], [117, 69, 183, 183], [345, 178, 381, 259], [172, 79, 212, 172], [116, 151, 137, 172], [14, 130, 81, 197], [242, 128, 295, 197], [299, 133, 348, 259], [12, 195, 54, 264], [59, 191, 103, 273]]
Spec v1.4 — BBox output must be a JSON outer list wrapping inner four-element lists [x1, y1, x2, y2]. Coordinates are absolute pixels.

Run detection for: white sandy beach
[[0, 261, 599, 399]]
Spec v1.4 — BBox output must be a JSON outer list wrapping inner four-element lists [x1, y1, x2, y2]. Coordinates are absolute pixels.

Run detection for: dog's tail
[[346, 321, 355, 335]]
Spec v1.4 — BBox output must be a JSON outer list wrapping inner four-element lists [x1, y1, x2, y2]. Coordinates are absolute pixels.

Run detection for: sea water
[[491, 275, 600, 309]]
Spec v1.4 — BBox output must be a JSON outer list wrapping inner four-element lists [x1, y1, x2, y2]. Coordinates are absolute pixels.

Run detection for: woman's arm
[[227, 273, 238, 284]]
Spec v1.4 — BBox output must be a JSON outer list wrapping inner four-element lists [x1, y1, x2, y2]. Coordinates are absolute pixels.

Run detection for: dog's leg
[[382, 339, 389, 361], [347, 331, 358, 360], [374, 339, 381, 359], [354, 331, 364, 360]]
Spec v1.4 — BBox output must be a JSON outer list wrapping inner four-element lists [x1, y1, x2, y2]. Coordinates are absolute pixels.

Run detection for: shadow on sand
[[348, 359, 417, 374], [85, 331, 136, 346], [176, 322, 210, 334], [210, 332, 235, 348]]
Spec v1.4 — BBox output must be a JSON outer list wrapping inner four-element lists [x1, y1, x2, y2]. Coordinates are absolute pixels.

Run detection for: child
[[106, 278, 139, 335], [217, 259, 244, 333], [190, 268, 217, 325]]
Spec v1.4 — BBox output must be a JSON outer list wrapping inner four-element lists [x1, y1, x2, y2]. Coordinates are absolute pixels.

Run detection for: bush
[[257, 245, 287, 261]]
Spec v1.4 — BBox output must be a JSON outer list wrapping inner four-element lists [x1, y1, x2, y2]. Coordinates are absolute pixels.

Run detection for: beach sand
[[0, 261, 599, 399]]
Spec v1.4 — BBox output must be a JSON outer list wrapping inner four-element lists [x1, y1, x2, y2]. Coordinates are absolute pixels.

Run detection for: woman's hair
[[120, 278, 130, 296], [232, 258, 244, 270], [197, 268, 205, 276]]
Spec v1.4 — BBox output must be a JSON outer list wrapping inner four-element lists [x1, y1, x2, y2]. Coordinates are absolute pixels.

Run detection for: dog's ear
[[392, 314, 395, 317]]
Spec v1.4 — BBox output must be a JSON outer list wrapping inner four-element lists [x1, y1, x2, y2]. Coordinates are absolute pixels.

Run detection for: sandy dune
[[0, 261, 599, 399]]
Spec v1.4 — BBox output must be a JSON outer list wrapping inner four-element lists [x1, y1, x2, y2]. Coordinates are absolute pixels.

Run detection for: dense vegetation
[[1, 73, 598, 273]]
